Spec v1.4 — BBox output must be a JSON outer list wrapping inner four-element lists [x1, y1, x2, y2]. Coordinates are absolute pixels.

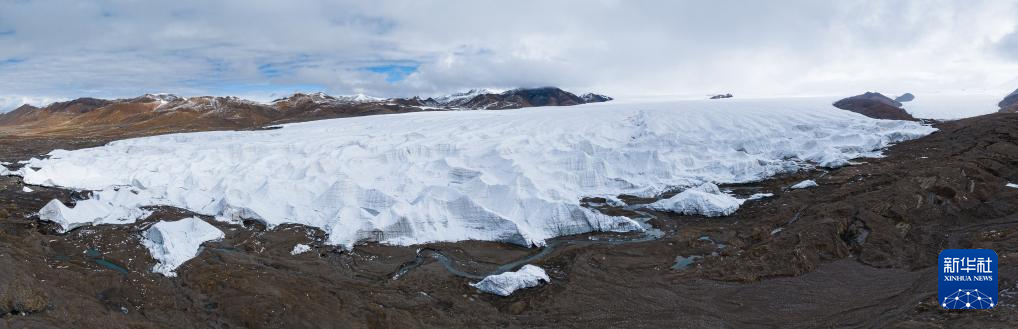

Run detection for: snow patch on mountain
[[6, 96, 935, 247], [334, 93, 385, 103], [138, 93, 182, 104], [433, 88, 505, 105], [155, 96, 266, 112]]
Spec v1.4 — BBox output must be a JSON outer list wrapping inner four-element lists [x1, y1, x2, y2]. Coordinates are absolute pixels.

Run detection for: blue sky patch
[[257, 54, 315, 78], [0, 58, 25, 66], [362, 63, 419, 83]]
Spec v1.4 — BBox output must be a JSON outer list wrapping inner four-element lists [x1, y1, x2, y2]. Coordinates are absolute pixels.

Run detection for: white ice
[[21, 186, 33, 193], [470, 264, 550, 296], [790, 180, 818, 189], [900, 93, 1002, 120], [38, 187, 154, 233], [746, 193, 774, 200], [647, 183, 743, 217], [4, 96, 934, 248], [1006, 183, 1018, 189], [141, 217, 224, 277], [291, 244, 312, 255]]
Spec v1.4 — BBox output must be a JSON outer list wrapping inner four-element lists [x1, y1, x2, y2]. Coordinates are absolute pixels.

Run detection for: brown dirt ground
[[1, 113, 1018, 328]]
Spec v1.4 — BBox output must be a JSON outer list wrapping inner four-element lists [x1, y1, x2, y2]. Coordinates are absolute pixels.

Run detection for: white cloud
[[1, 0, 1017, 111]]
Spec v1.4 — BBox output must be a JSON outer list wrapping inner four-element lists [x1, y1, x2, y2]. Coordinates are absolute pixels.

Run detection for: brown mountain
[[267, 92, 421, 124], [833, 92, 917, 121], [0, 88, 611, 137], [0, 94, 417, 136]]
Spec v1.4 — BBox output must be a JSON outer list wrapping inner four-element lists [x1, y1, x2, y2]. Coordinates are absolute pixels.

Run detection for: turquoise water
[[671, 255, 702, 270]]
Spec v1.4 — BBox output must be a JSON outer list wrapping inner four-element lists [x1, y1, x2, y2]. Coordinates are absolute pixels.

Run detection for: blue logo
[[938, 249, 998, 309]]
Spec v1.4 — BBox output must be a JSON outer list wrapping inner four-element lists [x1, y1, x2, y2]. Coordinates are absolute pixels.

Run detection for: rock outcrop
[[833, 92, 916, 121], [998, 89, 1018, 113]]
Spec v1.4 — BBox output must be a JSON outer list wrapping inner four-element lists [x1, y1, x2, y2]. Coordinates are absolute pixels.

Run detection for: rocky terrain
[[833, 92, 917, 121], [0, 105, 1015, 327], [0, 87, 611, 137]]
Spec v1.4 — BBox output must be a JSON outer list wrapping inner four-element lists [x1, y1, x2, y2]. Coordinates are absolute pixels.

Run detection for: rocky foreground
[[0, 112, 1017, 328]]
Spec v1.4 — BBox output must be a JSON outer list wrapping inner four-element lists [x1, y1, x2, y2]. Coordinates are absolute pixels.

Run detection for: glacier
[[3, 96, 936, 248]]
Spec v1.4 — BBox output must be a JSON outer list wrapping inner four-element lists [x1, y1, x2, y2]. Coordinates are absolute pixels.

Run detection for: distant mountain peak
[[429, 87, 609, 110], [129, 93, 182, 104], [0, 87, 614, 135], [273, 92, 383, 105], [433, 88, 506, 105], [334, 93, 385, 103]]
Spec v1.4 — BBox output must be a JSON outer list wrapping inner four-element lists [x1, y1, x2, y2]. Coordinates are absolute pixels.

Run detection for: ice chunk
[[790, 180, 818, 189], [1006, 183, 1018, 189], [470, 264, 550, 296], [141, 217, 224, 277], [647, 183, 743, 217], [291, 243, 312, 255], [746, 192, 774, 200], [21, 186, 33, 193], [38, 187, 154, 232]]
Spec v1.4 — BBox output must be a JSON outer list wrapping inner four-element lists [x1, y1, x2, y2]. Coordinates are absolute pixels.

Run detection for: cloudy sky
[[1, 0, 1018, 111]]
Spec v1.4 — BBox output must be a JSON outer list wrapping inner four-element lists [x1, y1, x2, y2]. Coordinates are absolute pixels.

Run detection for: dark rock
[[709, 93, 734, 99], [894, 93, 915, 103], [998, 88, 1018, 113], [580, 93, 613, 103], [833, 92, 916, 121], [47, 98, 113, 114], [390, 96, 439, 107], [451, 87, 587, 110]]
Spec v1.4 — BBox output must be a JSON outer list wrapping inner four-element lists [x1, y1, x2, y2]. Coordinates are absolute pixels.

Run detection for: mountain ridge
[[0, 87, 612, 136]]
